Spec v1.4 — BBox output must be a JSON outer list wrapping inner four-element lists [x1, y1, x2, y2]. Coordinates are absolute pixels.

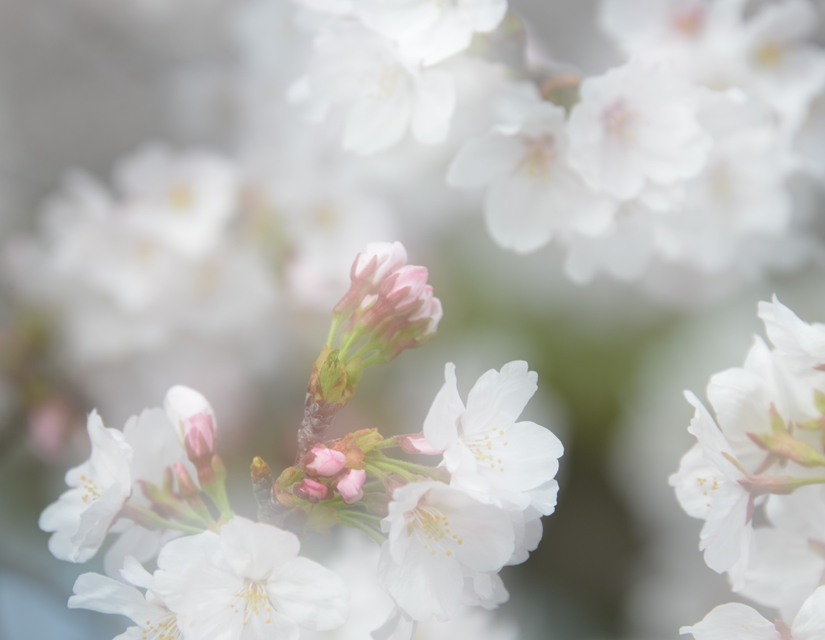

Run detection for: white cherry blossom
[[68, 556, 181, 640], [154, 516, 349, 640], [354, 0, 507, 66], [378, 481, 514, 622], [39, 411, 133, 563], [447, 97, 616, 254], [423, 361, 564, 514], [288, 23, 455, 155], [567, 61, 713, 200], [669, 392, 752, 587]]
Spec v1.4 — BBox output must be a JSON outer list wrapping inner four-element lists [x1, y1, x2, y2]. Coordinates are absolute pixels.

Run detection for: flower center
[[603, 99, 638, 144], [167, 184, 196, 212], [463, 426, 508, 473], [753, 42, 785, 68], [407, 501, 462, 556], [519, 134, 556, 182], [232, 580, 275, 627], [78, 474, 103, 503], [140, 611, 182, 640], [364, 65, 403, 100]]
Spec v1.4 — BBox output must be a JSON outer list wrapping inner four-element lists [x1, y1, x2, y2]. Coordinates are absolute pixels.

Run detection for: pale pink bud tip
[[335, 468, 366, 504], [352, 241, 408, 285], [164, 385, 218, 444], [294, 478, 328, 503], [183, 412, 217, 462], [303, 444, 347, 477], [399, 434, 444, 456]]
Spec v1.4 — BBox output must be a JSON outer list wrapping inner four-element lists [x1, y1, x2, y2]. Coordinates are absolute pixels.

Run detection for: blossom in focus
[[379, 480, 514, 621], [354, 0, 507, 66], [38, 411, 133, 563], [68, 556, 181, 640], [448, 96, 616, 254], [154, 516, 349, 639], [423, 361, 564, 515], [681, 585, 825, 640], [288, 23, 456, 155], [669, 392, 752, 587]]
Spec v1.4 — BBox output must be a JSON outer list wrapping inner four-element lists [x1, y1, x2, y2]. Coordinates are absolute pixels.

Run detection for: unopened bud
[[293, 478, 328, 503], [335, 468, 366, 504], [303, 444, 347, 477], [399, 433, 444, 456], [165, 386, 218, 470], [334, 242, 408, 316]]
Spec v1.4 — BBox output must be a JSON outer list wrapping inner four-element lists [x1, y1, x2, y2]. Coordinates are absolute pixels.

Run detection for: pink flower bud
[[303, 444, 347, 477], [407, 286, 443, 337], [335, 468, 366, 505], [399, 433, 444, 456], [293, 478, 328, 503], [352, 242, 407, 286], [164, 385, 218, 465], [380, 265, 430, 310]]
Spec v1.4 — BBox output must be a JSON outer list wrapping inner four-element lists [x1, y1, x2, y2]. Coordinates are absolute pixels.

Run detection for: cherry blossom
[[68, 556, 181, 640], [288, 23, 455, 155], [39, 411, 133, 563], [354, 0, 507, 66], [422, 361, 564, 514], [154, 516, 349, 640], [379, 481, 514, 621], [567, 61, 713, 201], [447, 97, 616, 254]]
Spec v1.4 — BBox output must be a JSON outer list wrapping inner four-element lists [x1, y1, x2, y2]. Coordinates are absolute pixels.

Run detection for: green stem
[[122, 503, 206, 535], [369, 460, 415, 482], [338, 513, 385, 545], [340, 510, 383, 526], [376, 457, 439, 479], [326, 315, 344, 348]]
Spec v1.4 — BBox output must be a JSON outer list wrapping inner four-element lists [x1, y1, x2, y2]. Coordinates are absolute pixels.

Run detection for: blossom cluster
[[38, 243, 564, 640], [446, 0, 825, 295], [672, 296, 825, 637]]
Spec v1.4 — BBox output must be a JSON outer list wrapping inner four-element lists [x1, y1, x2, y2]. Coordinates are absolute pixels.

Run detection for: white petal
[[680, 602, 777, 640], [267, 557, 349, 630], [463, 361, 537, 436], [446, 133, 523, 189], [221, 517, 300, 582], [68, 572, 161, 624], [423, 363, 465, 451]]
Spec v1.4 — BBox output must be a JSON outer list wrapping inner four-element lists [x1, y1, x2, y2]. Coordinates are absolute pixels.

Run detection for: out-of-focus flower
[[567, 61, 713, 201], [448, 96, 615, 254], [155, 517, 349, 639], [288, 23, 456, 154], [354, 0, 507, 66]]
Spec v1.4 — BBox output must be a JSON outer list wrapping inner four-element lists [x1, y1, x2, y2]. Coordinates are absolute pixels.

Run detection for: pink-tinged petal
[[267, 557, 349, 630], [680, 602, 778, 640], [304, 445, 347, 477], [423, 363, 464, 451], [336, 468, 367, 505], [399, 433, 445, 456]]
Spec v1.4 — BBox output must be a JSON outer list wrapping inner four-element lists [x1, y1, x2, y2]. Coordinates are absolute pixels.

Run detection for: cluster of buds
[[253, 428, 443, 541], [297, 243, 442, 458]]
